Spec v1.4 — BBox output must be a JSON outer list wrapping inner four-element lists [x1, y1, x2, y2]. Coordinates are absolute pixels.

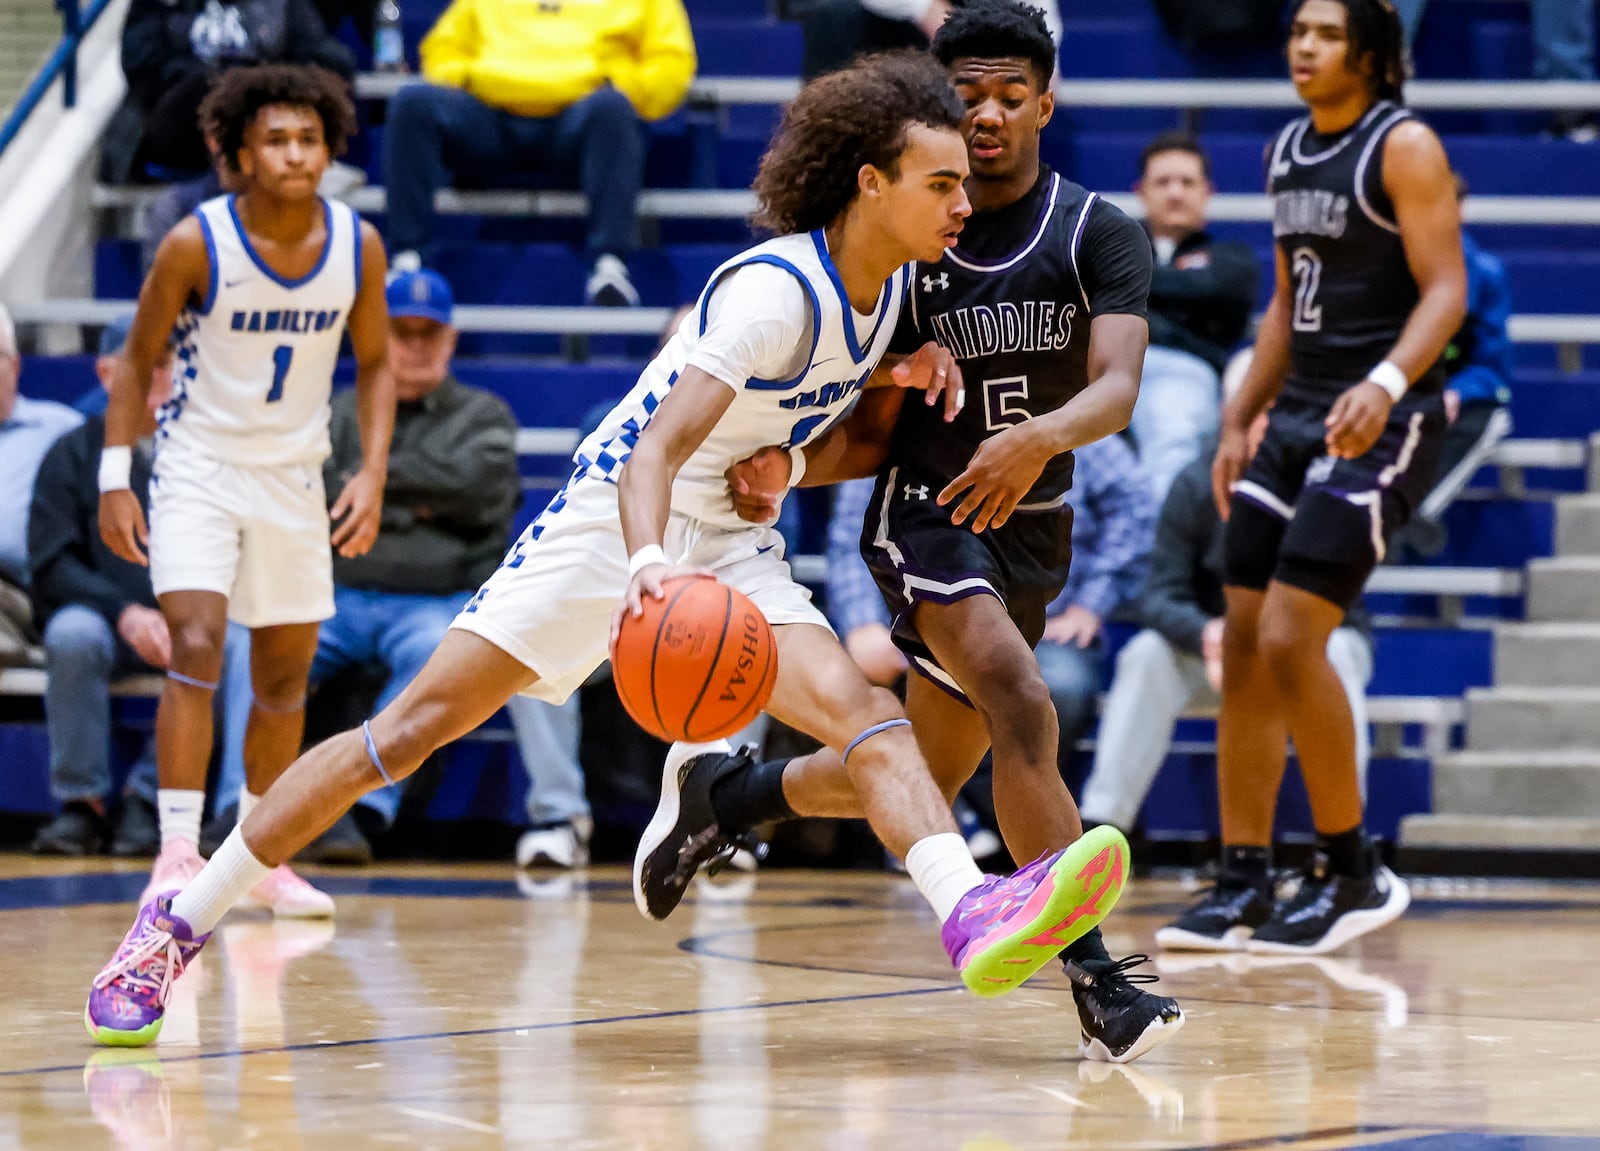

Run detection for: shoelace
[[1077, 954, 1162, 1008], [705, 833, 769, 878], [93, 923, 184, 1004]]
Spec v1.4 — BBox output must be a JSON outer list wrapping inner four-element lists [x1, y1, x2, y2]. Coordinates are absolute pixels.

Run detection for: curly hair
[[1302, 0, 1408, 104], [200, 64, 357, 174], [932, 0, 1057, 88], [752, 51, 963, 236]]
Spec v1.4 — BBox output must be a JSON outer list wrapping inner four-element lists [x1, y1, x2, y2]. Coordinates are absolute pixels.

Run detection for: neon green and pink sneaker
[[943, 825, 1129, 997], [85, 894, 210, 1047]]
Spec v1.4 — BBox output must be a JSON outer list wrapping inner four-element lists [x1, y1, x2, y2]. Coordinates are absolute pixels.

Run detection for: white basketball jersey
[[161, 195, 362, 466], [573, 230, 909, 528]]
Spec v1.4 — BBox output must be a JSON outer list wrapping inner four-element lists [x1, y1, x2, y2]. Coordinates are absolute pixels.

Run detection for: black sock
[[1320, 824, 1372, 878], [1221, 844, 1272, 889], [709, 758, 796, 831], [1061, 925, 1112, 971]]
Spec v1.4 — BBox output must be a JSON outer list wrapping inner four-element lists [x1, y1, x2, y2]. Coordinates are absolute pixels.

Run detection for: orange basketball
[[613, 577, 778, 743]]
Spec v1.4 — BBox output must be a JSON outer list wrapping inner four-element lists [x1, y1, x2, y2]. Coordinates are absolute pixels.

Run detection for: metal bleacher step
[[1431, 749, 1600, 819], [1493, 621, 1600, 687], [1399, 813, 1600, 852], [1553, 492, 1600, 556], [1525, 556, 1600, 620], [1465, 686, 1600, 751]]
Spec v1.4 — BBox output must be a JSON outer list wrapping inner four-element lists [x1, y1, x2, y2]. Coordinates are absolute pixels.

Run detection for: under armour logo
[[903, 484, 929, 500], [1306, 455, 1336, 486], [922, 273, 948, 292], [1270, 159, 1292, 180]]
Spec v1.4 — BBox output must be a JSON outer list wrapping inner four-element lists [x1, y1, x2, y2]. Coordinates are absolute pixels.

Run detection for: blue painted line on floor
[[1, 983, 962, 1082]]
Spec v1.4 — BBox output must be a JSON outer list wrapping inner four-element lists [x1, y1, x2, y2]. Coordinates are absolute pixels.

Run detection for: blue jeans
[[42, 605, 159, 805], [1129, 345, 1220, 507], [1394, 0, 1593, 80], [384, 83, 644, 262], [219, 587, 467, 826], [506, 692, 591, 827], [1033, 636, 1106, 753]]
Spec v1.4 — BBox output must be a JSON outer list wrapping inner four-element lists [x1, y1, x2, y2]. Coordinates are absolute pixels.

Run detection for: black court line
[[0, 983, 962, 1082]]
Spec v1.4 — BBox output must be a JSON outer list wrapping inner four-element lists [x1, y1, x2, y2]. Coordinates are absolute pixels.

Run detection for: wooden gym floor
[[1, 857, 1598, 1150]]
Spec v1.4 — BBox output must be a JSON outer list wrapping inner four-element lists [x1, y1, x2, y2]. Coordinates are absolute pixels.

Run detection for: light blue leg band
[[362, 720, 395, 786], [843, 718, 912, 766]]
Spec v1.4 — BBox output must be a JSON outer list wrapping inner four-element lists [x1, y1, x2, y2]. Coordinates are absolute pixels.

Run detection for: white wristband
[[787, 445, 807, 487], [98, 446, 133, 492], [1366, 360, 1408, 403], [628, 544, 667, 577]]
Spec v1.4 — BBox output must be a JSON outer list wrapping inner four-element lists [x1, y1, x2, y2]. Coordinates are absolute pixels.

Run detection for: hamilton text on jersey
[[925, 300, 1078, 362], [228, 308, 345, 335]]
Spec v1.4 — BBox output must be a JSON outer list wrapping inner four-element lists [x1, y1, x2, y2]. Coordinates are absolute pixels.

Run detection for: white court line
[[397, 1108, 500, 1135]]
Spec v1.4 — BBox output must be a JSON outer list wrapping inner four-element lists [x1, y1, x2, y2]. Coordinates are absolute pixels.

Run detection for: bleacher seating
[[4, 0, 1599, 845]]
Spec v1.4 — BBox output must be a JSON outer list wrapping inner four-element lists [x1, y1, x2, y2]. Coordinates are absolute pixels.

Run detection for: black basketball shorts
[[859, 464, 1073, 704], [1225, 393, 1446, 608]]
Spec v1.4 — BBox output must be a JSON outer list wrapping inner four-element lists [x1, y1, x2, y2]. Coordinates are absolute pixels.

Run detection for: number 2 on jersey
[[267, 345, 293, 404], [1291, 247, 1323, 333]]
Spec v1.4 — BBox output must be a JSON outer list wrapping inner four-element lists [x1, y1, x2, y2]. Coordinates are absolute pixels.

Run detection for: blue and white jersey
[[572, 230, 909, 528], [163, 194, 362, 465]]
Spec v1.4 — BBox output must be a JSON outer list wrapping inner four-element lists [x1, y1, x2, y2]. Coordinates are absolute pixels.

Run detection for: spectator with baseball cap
[[213, 269, 526, 862]]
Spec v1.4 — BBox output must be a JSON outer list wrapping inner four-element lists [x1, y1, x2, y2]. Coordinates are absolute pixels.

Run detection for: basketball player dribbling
[[1156, 0, 1465, 955], [97, 64, 395, 921], [646, 0, 1184, 1064], [86, 52, 1131, 1048]]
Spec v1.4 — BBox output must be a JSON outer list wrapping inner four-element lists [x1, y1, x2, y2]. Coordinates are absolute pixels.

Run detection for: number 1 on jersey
[[267, 345, 293, 404]]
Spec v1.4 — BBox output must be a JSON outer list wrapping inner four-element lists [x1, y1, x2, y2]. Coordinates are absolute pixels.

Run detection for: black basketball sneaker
[[1065, 954, 1185, 1063], [633, 744, 763, 921], [1245, 853, 1410, 955], [1154, 877, 1276, 952]]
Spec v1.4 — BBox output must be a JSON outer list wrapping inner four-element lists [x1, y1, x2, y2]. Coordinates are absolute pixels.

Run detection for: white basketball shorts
[[451, 475, 830, 704], [148, 440, 335, 628]]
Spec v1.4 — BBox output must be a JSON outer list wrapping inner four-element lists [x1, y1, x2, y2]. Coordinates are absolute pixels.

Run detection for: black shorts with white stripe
[[859, 464, 1073, 705], [1225, 393, 1447, 608]]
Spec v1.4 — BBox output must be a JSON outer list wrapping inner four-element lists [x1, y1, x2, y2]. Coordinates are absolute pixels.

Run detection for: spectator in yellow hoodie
[[385, 0, 696, 306]]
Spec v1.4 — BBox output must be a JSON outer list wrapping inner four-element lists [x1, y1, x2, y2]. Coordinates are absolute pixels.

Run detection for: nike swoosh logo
[[811, 357, 839, 370], [224, 279, 250, 288], [755, 544, 777, 555]]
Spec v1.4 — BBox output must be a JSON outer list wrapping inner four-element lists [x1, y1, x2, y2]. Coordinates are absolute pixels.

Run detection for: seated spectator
[[1076, 414, 1373, 836], [1394, 173, 1515, 559], [1394, 0, 1595, 139], [1127, 132, 1258, 504], [111, 0, 355, 182], [26, 318, 174, 856], [385, 0, 696, 306], [791, 0, 1061, 78], [217, 269, 521, 862], [1034, 433, 1156, 766], [0, 304, 83, 669]]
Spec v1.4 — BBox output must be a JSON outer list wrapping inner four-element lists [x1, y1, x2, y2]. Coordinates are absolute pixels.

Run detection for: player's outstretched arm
[[613, 366, 732, 637], [1215, 248, 1291, 518], [99, 219, 210, 566], [938, 312, 1148, 534], [1324, 122, 1466, 460], [330, 221, 396, 559]]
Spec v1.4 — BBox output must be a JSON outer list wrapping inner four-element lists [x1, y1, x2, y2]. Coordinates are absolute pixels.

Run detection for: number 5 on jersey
[[268, 345, 293, 403]]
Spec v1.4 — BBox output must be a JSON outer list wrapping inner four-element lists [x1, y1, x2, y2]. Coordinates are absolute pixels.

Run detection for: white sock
[[237, 788, 261, 826], [169, 828, 272, 935], [158, 789, 205, 852], [904, 832, 985, 923]]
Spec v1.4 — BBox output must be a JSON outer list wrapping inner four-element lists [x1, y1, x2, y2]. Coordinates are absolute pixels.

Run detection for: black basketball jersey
[[1268, 99, 1442, 404], [884, 168, 1152, 508]]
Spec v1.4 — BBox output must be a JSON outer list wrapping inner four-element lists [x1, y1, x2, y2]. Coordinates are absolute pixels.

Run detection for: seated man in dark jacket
[[1076, 410, 1373, 837], [1128, 132, 1258, 503], [115, 0, 354, 178], [27, 319, 174, 856], [216, 270, 521, 861]]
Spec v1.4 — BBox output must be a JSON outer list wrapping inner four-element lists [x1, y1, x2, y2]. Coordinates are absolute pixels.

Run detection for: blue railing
[[0, 0, 118, 158]]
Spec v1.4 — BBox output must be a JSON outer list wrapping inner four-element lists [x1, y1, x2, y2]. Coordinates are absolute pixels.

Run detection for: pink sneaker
[[942, 825, 1129, 998], [85, 894, 210, 1047], [236, 865, 335, 919], [138, 841, 205, 907]]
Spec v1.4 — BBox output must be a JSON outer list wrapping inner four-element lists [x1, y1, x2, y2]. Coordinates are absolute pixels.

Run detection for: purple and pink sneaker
[[943, 824, 1129, 997], [85, 893, 210, 1047]]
